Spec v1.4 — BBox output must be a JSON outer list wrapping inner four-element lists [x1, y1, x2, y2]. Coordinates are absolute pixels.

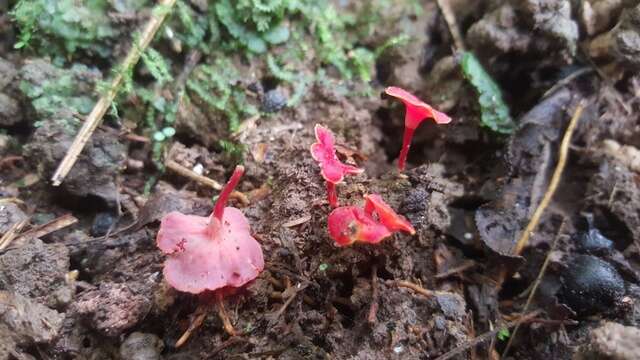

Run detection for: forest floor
[[1, 0, 640, 359]]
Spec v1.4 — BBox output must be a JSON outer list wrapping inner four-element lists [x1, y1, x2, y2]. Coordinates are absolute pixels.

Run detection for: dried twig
[[51, 0, 177, 186], [436, 0, 465, 51], [367, 265, 379, 324], [502, 220, 566, 357], [388, 280, 438, 297], [165, 159, 249, 205], [13, 213, 78, 247], [512, 102, 585, 255], [0, 219, 28, 251]]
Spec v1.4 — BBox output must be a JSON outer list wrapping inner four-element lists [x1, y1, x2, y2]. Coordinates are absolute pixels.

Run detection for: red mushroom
[[327, 194, 415, 246], [384, 86, 452, 171], [328, 206, 392, 246], [156, 165, 263, 341], [310, 124, 364, 207], [364, 194, 415, 235]]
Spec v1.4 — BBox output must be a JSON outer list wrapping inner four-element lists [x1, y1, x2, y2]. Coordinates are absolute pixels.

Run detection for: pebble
[[261, 89, 287, 113]]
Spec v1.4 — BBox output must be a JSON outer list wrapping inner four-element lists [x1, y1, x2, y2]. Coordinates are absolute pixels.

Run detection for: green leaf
[[460, 52, 515, 135], [263, 23, 289, 44], [246, 33, 267, 53], [497, 328, 510, 341]]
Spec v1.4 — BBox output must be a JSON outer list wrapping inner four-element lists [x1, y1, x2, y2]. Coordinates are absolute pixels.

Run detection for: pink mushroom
[[385, 86, 452, 171], [310, 124, 364, 207], [156, 165, 263, 339]]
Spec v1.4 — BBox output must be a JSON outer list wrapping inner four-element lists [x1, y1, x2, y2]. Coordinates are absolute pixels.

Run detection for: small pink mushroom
[[156, 165, 263, 340], [385, 86, 452, 171], [310, 124, 364, 207]]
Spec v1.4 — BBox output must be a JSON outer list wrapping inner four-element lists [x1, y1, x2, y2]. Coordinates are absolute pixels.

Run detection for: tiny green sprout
[[319, 263, 329, 272], [497, 328, 510, 341]]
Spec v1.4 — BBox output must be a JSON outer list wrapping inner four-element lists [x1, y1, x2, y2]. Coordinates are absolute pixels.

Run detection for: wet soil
[[2, 1, 640, 359]]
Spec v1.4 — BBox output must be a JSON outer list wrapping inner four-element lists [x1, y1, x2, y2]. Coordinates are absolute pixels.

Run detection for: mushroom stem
[[212, 165, 245, 222], [216, 292, 237, 336], [327, 182, 338, 208], [397, 127, 416, 171]]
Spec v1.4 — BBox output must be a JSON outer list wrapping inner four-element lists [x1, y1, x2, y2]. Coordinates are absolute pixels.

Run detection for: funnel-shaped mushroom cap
[[328, 206, 393, 246], [310, 124, 364, 184], [364, 194, 415, 235], [385, 86, 452, 129]]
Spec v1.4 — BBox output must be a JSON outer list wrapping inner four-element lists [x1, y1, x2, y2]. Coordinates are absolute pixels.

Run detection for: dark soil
[[2, 1, 640, 359]]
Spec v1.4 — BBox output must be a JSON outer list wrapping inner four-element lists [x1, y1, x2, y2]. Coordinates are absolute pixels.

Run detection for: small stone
[[120, 332, 164, 360], [261, 89, 287, 113], [90, 212, 117, 237], [577, 321, 640, 360], [72, 282, 150, 337], [0, 238, 73, 308], [558, 255, 625, 316]]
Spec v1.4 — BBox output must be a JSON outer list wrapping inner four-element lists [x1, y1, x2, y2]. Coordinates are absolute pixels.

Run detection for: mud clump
[[120, 332, 164, 360], [587, 158, 640, 248], [72, 282, 151, 337], [466, 0, 578, 60], [558, 255, 625, 317], [576, 321, 640, 360], [0, 238, 74, 309], [19, 58, 124, 207], [0, 291, 64, 360]]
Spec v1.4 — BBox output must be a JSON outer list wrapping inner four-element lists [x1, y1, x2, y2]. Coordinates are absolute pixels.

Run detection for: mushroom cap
[[328, 206, 392, 246], [364, 194, 416, 235], [310, 124, 364, 184], [157, 208, 264, 294], [385, 86, 452, 128]]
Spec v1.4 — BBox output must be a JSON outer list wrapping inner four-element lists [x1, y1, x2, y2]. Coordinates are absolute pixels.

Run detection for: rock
[[24, 113, 126, 207], [558, 255, 625, 316], [435, 292, 466, 320], [90, 212, 117, 237], [120, 332, 164, 360], [0, 93, 21, 127], [587, 158, 640, 248], [576, 322, 640, 360], [72, 282, 151, 337], [0, 291, 64, 345], [0, 58, 18, 90], [261, 88, 287, 113], [589, 4, 640, 67], [0, 238, 74, 309], [0, 202, 27, 235], [466, 3, 531, 55], [19, 59, 123, 207], [580, 0, 625, 36]]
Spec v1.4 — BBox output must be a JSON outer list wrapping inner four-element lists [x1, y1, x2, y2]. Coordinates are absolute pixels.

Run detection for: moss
[[11, 0, 125, 60]]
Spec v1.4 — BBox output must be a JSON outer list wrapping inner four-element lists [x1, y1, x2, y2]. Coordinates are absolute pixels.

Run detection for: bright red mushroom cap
[[328, 206, 393, 246], [310, 124, 364, 184], [384, 86, 452, 171], [156, 165, 264, 294], [364, 194, 415, 235], [384, 86, 451, 129]]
